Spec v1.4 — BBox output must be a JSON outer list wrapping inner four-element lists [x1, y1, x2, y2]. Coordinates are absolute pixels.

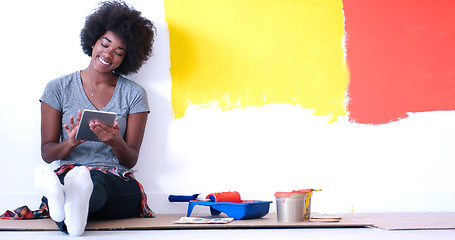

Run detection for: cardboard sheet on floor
[[0, 213, 370, 231], [4, 213, 453, 231], [337, 212, 455, 230]]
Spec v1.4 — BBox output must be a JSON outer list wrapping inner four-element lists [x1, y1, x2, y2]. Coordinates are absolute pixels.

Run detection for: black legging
[[55, 169, 141, 232]]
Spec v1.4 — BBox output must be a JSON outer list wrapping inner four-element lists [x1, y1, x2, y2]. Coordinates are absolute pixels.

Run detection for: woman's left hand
[[89, 120, 121, 145]]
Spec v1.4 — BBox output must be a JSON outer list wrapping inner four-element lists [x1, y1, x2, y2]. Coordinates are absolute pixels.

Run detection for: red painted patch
[[344, 0, 455, 124]]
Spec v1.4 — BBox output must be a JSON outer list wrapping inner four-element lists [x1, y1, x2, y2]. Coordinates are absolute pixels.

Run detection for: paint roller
[[206, 191, 241, 202]]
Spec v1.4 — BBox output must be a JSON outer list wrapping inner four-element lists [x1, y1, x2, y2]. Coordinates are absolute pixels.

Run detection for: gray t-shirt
[[40, 71, 149, 170]]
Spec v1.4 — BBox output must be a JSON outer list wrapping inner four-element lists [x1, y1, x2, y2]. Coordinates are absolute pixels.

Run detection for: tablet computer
[[75, 109, 117, 141]]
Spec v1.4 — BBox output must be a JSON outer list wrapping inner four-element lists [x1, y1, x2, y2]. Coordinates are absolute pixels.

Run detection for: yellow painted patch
[[165, 0, 348, 122]]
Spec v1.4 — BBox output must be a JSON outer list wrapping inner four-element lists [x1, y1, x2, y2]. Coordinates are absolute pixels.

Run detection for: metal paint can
[[275, 189, 312, 222]]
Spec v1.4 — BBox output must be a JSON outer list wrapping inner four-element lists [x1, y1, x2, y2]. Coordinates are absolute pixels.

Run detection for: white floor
[[1, 228, 455, 240]]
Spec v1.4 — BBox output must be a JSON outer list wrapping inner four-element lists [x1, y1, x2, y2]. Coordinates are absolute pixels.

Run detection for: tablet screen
[[75, 109, 117, 141]]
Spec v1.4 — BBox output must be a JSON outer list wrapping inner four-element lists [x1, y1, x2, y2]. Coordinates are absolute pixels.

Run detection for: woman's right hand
[[63, 109, 86, 146]]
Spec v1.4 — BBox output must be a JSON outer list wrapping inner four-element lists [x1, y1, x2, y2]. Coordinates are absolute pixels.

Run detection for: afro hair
[[80, 1, 156, 75]]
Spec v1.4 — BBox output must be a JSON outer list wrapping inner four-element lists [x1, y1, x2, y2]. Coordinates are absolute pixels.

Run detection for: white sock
[[63, 166, 93, 237], [34, 164, 65, 222]]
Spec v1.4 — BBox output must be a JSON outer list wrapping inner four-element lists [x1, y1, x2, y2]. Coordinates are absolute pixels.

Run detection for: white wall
[[1, 0, 455, 216]]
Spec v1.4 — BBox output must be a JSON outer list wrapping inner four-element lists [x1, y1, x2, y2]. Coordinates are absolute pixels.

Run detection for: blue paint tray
[[186, 200, 273, 220]]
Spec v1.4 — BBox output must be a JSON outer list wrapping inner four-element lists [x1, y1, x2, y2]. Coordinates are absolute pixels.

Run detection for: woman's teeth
[[99, 57, 111, 65]]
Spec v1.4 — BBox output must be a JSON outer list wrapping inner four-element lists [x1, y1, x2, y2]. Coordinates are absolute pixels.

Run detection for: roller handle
[[168, 194, 199, 202]]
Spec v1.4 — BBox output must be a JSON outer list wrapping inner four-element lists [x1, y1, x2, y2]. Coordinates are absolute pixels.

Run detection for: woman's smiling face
[[91, 31, 127, 73]]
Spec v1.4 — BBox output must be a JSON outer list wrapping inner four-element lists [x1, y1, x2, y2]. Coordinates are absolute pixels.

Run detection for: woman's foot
[[63, 166, 93, 237], [34, 164, 65, 222]]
